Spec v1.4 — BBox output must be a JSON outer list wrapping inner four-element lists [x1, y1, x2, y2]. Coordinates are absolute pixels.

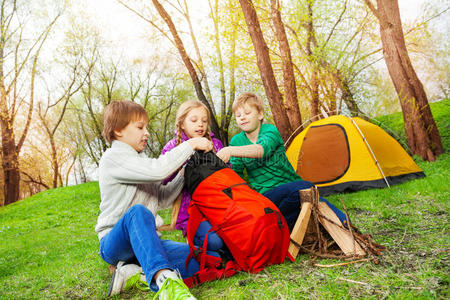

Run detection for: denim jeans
[[99, 204, 219, 292], [263, 180, 348, 231], [193, 220, 224, 251]]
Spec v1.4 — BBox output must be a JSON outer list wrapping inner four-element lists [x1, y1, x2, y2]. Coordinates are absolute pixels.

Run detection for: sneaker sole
[[107, 269, 117, 297], [107, 268, 124, 297]]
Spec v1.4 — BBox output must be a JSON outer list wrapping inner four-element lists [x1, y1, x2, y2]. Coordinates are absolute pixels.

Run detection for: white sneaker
[[107, 261, 148, 297]]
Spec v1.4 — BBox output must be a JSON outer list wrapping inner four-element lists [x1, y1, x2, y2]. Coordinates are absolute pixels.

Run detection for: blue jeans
[[194, 221, 224, 251], [99, 204, 219, 292], [263, 180, 348, 231]]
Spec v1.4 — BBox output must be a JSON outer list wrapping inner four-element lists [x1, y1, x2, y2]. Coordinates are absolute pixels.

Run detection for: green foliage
[[1, 100, 448, 299]]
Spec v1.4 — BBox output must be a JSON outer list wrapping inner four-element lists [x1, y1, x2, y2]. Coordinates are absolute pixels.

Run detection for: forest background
[[0, 0, 448, 206]]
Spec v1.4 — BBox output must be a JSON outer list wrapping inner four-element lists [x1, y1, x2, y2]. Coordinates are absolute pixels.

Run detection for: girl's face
[[181, 107, 209, 138]]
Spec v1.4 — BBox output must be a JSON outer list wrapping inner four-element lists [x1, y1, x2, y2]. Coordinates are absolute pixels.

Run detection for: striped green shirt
[[230, 123, 301, 194]]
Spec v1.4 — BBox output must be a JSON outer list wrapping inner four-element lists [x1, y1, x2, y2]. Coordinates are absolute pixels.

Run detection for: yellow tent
[[285, 115, 425, 196]]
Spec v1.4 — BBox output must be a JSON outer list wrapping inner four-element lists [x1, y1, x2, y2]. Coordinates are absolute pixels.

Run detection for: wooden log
[[288, 188, 318, 259], [317, 202, 365, 256], [157, 195, 182, 231], [170, 195, 182, 228], [288, 202, 312, 259]]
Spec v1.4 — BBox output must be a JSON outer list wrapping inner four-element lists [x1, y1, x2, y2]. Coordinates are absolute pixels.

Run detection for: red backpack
[[183, 152, 291, 287]]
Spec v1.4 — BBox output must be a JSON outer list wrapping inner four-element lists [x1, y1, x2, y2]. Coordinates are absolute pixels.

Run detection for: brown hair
[[175, 100, 213, 147], [102, 100, 149, 144], [232, 92, 264, 115]]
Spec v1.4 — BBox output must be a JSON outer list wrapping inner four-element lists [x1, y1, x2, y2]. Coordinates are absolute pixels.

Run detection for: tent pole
[[349, 118, 391, 188], [284, 110, 340, 148]]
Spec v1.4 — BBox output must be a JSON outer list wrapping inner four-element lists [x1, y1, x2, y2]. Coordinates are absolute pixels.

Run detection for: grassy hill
[[1, 100, 448, 299]]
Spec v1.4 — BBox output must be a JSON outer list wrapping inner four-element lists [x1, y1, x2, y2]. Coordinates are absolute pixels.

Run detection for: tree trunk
[[270, 0, 302, 131], [182, 0, 216, 115], [84, 74, 108, 154], [0, 40, 20, 206], [0, 78, 20, 205], [332, 70, 367, 119], [310, 70, 320, 121], [0, 124, 20, 206], [224, 3, 238, 146], [209, 0, 227, 128], [50, 135, 58, 188], [365, 0, 443, 161], [304, 0, 321, 121], [238, 0, 291, 141], [151, 0, 224, 142]]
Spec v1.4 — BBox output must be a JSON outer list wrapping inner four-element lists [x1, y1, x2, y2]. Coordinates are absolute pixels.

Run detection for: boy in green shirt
[[217, 92, 346, 230]]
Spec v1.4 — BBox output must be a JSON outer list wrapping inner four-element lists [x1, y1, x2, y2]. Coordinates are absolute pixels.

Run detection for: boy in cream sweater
[[95, 100, 215, 299]]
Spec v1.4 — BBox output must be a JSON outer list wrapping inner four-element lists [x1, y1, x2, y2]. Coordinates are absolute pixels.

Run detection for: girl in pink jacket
[[162, 100, 224, 251]]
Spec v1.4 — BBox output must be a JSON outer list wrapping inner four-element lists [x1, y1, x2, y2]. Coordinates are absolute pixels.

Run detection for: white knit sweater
[[95, 140, 194, 240]]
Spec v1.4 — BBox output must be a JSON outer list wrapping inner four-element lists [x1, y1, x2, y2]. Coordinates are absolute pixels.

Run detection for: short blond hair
[[232, 92, 264, 115], [102, 100, 149, 144]]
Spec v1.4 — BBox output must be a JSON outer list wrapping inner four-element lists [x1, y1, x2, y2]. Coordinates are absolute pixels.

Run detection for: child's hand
[[216, 147, 232, 163], [187, 137, 213, 152]]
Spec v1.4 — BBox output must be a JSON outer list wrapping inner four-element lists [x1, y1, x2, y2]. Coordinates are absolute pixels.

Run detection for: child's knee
[[285, 180, 315, 199], [295, 180, 314, 189], [206, 233, 224, 251], [128, 204, 154, 220]]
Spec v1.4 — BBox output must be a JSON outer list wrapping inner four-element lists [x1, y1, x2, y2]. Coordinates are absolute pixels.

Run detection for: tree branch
[[21, 171, 50, 190]]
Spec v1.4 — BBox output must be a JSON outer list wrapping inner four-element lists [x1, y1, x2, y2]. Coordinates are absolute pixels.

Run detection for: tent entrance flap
[[298, 124, 350, 184]]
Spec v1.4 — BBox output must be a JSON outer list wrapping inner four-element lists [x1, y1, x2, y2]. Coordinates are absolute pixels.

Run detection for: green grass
[[1, 100, 449, 299]]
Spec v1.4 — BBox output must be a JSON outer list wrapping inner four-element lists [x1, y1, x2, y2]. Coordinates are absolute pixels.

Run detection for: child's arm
[[157, 172, 185, 209], [160, 139, 180, 184], [104, 138, 212, 184], [216, 144, 263, 163], [218, 125, 282, 163]]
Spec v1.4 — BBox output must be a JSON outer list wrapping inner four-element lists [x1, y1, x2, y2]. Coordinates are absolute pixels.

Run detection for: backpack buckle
[[194, 248, 202, 256], [264, 207, 274, 214]]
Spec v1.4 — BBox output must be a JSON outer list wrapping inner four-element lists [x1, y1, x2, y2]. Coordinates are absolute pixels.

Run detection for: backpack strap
[[186, 205, 205, 252], [183, 260, 241, 288], [264, 207, 285, 229], [185, 205, 205, 269], [185, 205, 222, 270]]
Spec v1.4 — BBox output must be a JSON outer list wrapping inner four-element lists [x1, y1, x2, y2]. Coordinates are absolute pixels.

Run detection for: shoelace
[[124, 272, 149, 291], [152, 277, 193, 300]]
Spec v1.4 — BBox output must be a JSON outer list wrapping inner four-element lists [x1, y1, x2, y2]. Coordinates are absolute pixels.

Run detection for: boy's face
[[181, 107, 208, 138], [114, 119, 149, 152], [234, 103, 263, 134]]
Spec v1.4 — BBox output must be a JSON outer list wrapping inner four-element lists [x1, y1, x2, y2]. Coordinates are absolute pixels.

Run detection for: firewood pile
[[289, 187, 385, 266]]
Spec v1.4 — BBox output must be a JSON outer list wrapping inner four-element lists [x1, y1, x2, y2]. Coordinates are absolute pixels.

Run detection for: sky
[[76, 1, 152, 60]]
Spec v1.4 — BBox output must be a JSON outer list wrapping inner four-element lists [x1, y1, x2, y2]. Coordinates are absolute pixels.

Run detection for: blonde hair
[[232, 92, 264, 115], [102, 100, 148, 144], [175, 100, 213, 147]]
